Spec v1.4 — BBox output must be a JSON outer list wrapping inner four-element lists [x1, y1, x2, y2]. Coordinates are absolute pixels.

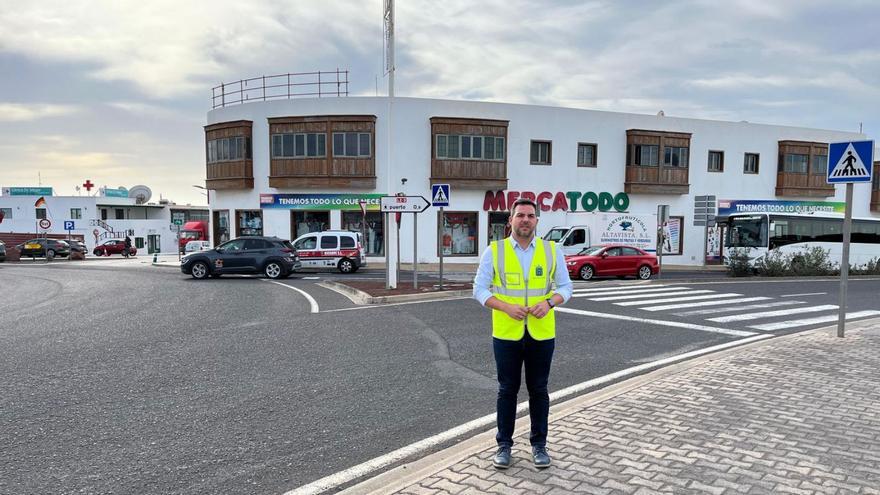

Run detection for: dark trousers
[[493, 331, 555, 447]]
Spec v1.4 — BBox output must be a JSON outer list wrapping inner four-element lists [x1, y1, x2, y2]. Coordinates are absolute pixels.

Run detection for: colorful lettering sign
[[483, 190, 629, 212], [717, 199, 845, 217], [598, 214, 654, 251], [260, 193, 385, 210]]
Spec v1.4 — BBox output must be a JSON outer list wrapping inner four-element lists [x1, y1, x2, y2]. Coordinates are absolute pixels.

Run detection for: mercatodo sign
[[483, 190, 629, 213]]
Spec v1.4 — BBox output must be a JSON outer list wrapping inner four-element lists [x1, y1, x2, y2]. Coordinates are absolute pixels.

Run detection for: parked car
[[184, 240, 212, 253], [0, 240, 5, 262], [291, 230, 366, 273], [93, 239, 137, 257], [180, 236, 301, 280], [67, 240, 88, 255], [15, 238, 71, 259], [565, 244, 659, 280]]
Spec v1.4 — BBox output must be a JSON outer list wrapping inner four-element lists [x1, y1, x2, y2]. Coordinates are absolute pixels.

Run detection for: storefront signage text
[[2, 186, 54, 196], [260, 193, 385, 210], [717, 199, 846, 217], [483, 190, 629, 213]]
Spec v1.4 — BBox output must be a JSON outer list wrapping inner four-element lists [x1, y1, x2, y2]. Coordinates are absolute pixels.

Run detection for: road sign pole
[[837, 183, 854, 338], [385, 212, 390, 289], [413, 212, 418, 289], [438, 206, 444, 290]]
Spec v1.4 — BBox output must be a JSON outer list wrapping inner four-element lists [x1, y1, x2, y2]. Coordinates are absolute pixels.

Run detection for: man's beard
[[514, 225, 534, 238]]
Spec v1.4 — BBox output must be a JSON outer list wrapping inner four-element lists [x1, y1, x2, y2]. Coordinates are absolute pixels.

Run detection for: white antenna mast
[[384, 0, 394, 97]]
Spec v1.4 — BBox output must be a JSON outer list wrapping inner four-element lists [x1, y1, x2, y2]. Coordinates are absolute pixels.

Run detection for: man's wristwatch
[[547, 299, 555, 309]]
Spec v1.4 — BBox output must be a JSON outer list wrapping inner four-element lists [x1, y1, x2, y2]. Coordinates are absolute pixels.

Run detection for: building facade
[[204, 96, 878, 266]]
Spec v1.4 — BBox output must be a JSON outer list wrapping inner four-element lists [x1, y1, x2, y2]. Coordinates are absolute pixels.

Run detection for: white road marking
[[572, 287, 689, 298], [707, 304, 838, 323], [749, 310, 880, 331], [262, 280, 320, 313], [555, 307, 756, 336], [615, 293, 744, 306], [674, 300, 802, 316], [780, 292, 826, 297], [284, 332, 772, 495], [303, 276, 321, 280], [590, 289, 713, 302], [573, 284, 671, 293], [643, 296, 772, 312]]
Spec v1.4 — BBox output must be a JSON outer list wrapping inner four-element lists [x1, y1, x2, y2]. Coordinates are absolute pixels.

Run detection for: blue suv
[[181, 236, 301, 280]]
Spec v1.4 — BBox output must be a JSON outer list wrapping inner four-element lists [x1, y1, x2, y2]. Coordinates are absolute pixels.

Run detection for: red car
[[93, 239, 137, 257], [565, 244, 658, 280]]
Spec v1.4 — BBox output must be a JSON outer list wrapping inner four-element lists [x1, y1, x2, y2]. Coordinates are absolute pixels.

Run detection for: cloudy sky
[[1, 0, 878, 205]]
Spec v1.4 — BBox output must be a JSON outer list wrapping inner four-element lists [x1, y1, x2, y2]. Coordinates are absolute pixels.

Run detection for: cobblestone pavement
[[362, 321, 880, 494]]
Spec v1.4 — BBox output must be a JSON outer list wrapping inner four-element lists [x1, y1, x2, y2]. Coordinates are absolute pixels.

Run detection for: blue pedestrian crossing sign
[[431, 183, 450, 207], [64, 220, 75, 230], [827, 140, 874, 184]]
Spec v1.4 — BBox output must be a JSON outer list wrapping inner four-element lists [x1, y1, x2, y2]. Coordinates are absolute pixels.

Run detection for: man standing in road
[[473, 197, 573, 469]]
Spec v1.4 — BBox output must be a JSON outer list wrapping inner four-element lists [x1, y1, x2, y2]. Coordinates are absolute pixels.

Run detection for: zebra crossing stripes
[[572, 285, 674, 294], [642, 296, 772, 312], [707, 304, 839, 323], [673, 300, 802, 316], [589, 289, 713, 302], [615, 293, 744, 307], [749, 310, 880, 331], [572, 286, 690, 299]]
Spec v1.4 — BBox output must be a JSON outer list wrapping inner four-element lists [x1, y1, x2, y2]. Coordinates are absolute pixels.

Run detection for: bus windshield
[[726, 216, 768, 248]]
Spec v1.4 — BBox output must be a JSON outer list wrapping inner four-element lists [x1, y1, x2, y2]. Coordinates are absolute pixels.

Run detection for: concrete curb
[[336, 317, 880, 495], [319, 280, 471, 305]]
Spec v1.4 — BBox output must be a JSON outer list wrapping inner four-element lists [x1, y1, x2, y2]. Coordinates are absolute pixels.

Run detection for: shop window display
[[215, 210, 230, 244], [237, 210, 262, 236], [342, 211, 384, 255], [488, 212, 509, 243], [440, 211, 478, 256], [292, 211, 329, 238]]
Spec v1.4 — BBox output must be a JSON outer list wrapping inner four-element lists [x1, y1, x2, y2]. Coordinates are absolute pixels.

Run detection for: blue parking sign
[[64, 220, 75, 230]]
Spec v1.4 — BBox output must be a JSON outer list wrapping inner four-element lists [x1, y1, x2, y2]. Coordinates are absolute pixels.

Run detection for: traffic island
[[321, 280, 472, 304]]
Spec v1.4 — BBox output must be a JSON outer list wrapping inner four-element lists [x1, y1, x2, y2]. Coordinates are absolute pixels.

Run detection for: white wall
[[207, 97, 876, 265]]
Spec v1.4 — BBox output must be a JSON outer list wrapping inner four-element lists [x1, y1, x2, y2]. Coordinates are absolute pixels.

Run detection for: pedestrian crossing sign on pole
[[431, 184, 450, 207], [827, 140, 874, 184]]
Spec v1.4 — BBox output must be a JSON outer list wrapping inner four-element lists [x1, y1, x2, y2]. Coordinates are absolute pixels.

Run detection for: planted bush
[[726, 248, 754, 277]]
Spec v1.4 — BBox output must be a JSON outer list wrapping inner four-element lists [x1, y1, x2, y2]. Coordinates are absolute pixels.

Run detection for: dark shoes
[[493, 446, 512, 469], [532, 446, 551, 468]]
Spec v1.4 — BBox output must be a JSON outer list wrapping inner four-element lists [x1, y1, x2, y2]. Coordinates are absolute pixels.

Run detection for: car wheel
[[638, 265, 652, 280], [46, 249, 56, 259], [579, 264, 594, 280], [338, 258, 355, 274], [191, 261, 210, 280], [93, 249, 102, 256], [264, 261, 284, 279]]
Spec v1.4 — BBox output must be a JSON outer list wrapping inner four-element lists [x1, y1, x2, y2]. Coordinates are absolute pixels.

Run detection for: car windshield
[[577, 246, 605, 256]]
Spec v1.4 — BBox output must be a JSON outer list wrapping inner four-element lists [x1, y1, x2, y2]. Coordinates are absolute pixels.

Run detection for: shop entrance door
[[147, 234, 161, 254]]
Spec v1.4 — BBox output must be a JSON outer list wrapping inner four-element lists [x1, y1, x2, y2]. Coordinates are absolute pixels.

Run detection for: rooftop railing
[[211, 70, 349, 109]]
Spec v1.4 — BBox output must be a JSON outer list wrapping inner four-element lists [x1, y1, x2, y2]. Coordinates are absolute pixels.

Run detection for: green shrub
[[755, 249, 789, 277], [789, 246, 835, 276], [851, 257, 880, 275], [726, 248, 754, 277]]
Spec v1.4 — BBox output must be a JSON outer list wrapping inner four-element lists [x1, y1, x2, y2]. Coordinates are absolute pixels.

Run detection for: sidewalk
[[339, 320, 880, 494]]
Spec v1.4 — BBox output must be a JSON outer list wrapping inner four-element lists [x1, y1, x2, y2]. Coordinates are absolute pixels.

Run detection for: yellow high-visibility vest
[[490, 237, 557, 341]]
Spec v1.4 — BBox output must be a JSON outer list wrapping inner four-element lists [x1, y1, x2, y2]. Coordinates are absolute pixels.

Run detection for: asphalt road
[[1, 261, 878, 494]]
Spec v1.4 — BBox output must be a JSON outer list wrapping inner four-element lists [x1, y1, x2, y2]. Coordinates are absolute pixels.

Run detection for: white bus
[[724, 212, 880, 267]]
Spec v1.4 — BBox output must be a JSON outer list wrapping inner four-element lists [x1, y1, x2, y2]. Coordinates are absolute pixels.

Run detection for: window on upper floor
[[744, 153, 759, 174], [207, 136, 252, 163], [70, 208, 82, 219], [36, 208, 47, 219], [0, 208, 11, 220], [811, 154, 828, 176], [577, 143, 597, 167], [779, 153, 809, 174], [530, 140, 552, 165], [708, 151, 724, 172], [272, 133, 327, 158], [664, 147, 689, 168], [633, 144, 659, 167], [436, 134, 504, 160], [332, 132, 372, 158]]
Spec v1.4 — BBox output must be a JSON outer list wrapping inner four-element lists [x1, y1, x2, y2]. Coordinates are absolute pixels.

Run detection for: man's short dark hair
[[510, 197, 539, 216]]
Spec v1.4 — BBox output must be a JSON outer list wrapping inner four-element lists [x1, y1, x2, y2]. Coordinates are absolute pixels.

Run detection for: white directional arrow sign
[[380, 195, 431, 213]]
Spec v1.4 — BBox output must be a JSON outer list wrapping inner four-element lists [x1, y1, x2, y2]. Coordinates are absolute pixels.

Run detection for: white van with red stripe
[[292, 230, 366, 273]]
